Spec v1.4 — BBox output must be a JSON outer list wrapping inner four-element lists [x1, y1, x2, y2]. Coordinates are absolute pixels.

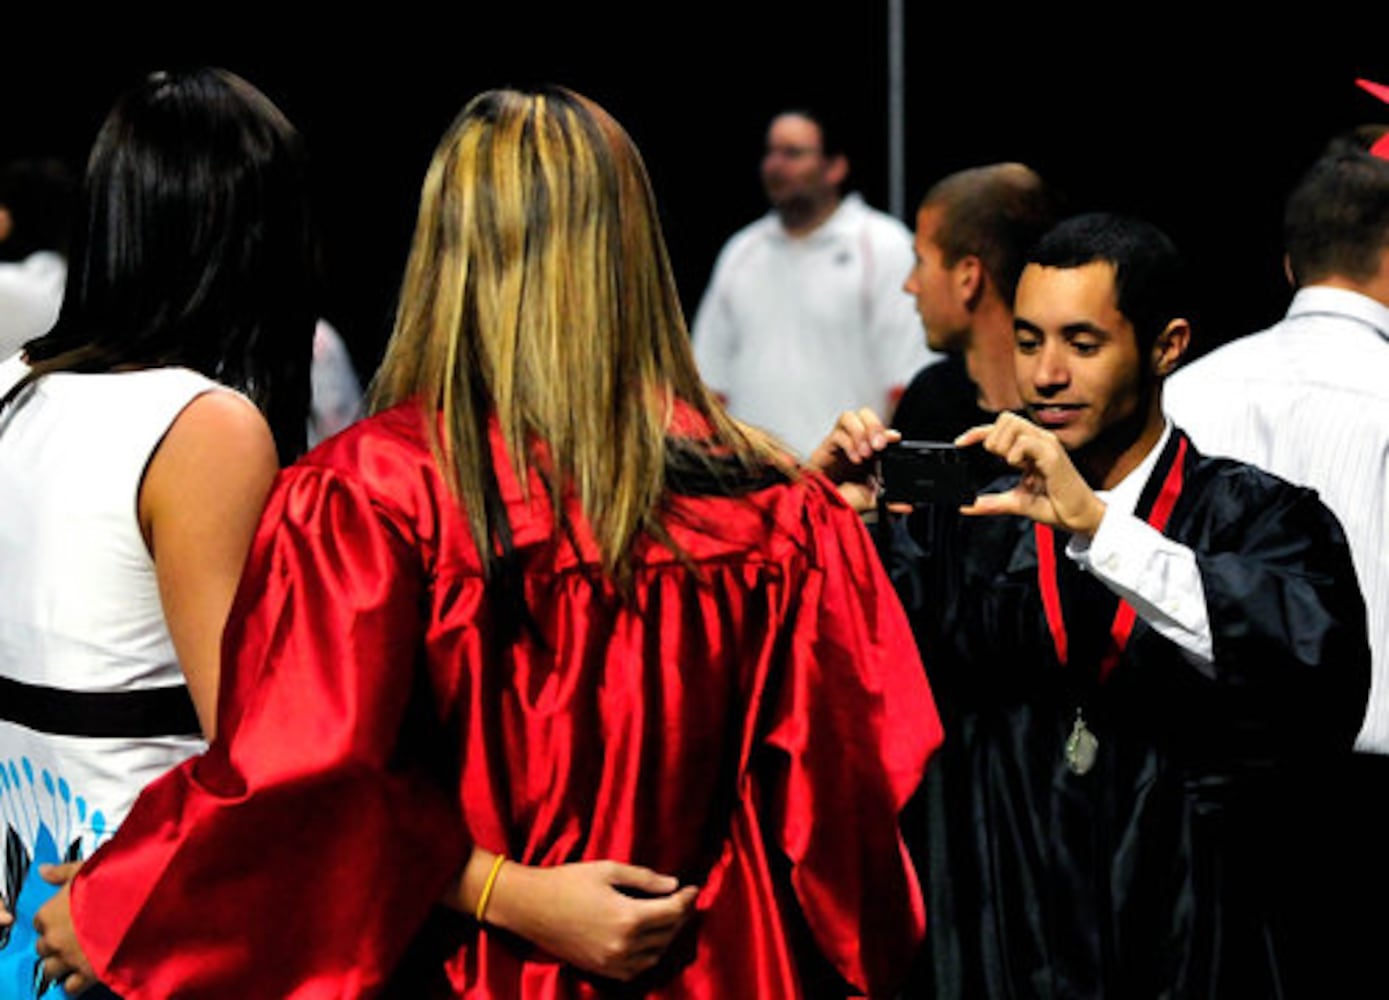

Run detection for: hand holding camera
[[805, 407, 901, 513], [876, 440, 992, 508], [807, 406, 1004, 512]]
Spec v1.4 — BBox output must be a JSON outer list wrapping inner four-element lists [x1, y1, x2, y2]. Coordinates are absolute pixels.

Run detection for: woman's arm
[[32, 391, 279, 991], [137, 391, 279, 740], [443, 849, 700, 983], [35, 441, 699, 993]]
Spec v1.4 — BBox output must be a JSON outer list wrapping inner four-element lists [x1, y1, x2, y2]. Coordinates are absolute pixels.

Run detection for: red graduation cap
[[1355, 78, 1389, 160]]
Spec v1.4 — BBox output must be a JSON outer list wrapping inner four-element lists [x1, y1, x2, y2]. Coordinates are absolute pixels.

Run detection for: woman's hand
[[32, 861, 97, 996], [446, 851, 700, 982]]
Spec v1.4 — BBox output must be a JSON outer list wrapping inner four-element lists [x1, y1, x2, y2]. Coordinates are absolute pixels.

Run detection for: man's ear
[[958, 255, 985, 310], [825, 154, 849, 190], [0, 207, 11, 245], [1151, 318, 1191, 376]]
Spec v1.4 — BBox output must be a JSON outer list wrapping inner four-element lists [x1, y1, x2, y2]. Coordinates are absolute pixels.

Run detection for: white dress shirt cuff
[[1066, 509, 1215, 666]]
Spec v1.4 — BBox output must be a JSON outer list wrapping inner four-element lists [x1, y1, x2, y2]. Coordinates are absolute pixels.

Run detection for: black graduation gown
[[903, 429, 1369, 999]]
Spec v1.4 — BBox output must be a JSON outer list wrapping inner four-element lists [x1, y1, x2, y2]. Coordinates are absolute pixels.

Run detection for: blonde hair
[[371, 87, 787, 585]]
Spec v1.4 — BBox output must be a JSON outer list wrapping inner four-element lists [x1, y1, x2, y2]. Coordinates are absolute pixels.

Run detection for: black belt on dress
[[0, 674, 201, 739]]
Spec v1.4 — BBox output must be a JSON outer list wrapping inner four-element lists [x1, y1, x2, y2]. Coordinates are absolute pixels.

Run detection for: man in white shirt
[[816, 213, 1369, 997], [691, 109, 936, 456], [0, 159, 75, 358], [1163, 132, 1389, 988], [1165, 138, 1389, 754]]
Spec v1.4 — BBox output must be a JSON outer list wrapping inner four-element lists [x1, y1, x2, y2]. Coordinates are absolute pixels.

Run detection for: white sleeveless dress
[[0, 353, 225, 997]]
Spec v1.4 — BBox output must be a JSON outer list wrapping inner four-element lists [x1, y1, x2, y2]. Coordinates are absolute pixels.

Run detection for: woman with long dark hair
[[0, 66, 314, 998], [36, 87, 939, 997]]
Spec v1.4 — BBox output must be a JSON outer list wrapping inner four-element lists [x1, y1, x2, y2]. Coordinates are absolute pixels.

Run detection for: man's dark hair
[[12, 67, 319, 464], [1319, 123, 1389, 159], [1284, 146, 1389, 287], [1029, 212, 1189, 352], [923, 163, 1060, 305], [0, 158, 77, 261], [775, 107, 851, 161]]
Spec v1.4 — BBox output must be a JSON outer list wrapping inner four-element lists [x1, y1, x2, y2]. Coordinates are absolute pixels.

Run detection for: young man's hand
[[805, 408, 900, 513], [956, 413, 1106, 536]]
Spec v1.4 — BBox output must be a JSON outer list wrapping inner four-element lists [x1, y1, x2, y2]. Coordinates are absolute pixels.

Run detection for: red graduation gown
[[69, 401, 940, 998]]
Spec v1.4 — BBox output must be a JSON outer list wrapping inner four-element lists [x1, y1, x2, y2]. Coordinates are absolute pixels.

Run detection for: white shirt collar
[[1288, 285, 1389, 342], [771, 192, 865, 243], [1093, 421, 1173, 516]]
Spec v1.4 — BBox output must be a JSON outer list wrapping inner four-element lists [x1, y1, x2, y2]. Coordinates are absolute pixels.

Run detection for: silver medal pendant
[[1065, 710, 1099, 776]]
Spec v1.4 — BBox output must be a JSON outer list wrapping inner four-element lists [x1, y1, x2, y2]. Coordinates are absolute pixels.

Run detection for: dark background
[[4, 11, 1387, 378]]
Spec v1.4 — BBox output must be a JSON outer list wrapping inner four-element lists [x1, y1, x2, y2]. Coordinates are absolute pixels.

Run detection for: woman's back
[[0, 358, 221, 701], [0, 355, 217, 994], [49, 86, 938, 998], [68, 399, 938, 997]]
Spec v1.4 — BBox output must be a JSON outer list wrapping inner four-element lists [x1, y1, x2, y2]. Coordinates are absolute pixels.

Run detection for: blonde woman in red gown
[[37, 87, 940, 998]]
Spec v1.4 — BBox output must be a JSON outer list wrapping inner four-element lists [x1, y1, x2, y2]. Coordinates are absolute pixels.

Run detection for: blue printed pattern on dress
[[0, 757, 106, 999]]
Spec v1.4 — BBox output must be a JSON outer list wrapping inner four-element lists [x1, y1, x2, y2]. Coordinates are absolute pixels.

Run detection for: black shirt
[[891, 354, 994, 443]]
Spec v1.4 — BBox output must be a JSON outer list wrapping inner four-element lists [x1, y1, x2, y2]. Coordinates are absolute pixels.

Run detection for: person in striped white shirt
[[1167, 136, 1389, 751], [1164, 126, 1389, 984]]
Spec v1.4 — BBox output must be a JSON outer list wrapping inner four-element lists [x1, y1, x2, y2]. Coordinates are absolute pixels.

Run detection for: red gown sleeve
[[759, 477, 942, 995], [68, 465, 465, 1000]]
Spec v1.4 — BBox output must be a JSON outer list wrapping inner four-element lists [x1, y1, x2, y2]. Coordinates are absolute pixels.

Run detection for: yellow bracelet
[[475, 853, 507, 924]]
